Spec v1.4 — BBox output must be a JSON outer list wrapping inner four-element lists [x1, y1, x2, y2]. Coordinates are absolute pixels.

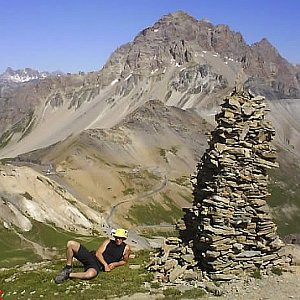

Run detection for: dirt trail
[[105, 166, 168, 250]]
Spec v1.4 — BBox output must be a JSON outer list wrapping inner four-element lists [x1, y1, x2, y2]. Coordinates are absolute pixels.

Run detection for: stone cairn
[[147, 88, 291, 284]]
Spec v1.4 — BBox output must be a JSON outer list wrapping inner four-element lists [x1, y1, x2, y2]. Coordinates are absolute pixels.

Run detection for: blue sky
[[1, 0, 299, 74]]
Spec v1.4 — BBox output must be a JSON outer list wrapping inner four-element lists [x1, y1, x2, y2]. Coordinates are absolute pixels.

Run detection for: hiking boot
[[54, 266, 72, 284]]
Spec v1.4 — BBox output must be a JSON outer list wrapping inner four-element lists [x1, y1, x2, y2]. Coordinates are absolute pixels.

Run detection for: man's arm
[[108, 244, 131, 270], [95, 238, 111, 272]]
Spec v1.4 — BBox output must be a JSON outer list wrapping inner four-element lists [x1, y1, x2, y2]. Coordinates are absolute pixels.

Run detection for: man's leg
[[55, 240, 80, 284], [55, 241, 101, 283], [69, 268, 98, 280], [66, 240, 80, 266]]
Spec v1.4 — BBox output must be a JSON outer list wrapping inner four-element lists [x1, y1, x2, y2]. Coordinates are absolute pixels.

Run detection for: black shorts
[[74, 244, 104, 274]]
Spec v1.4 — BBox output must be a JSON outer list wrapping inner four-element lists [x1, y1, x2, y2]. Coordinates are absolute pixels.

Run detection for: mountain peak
[[251, 37, 280, 60], [254, 37, 276, 49], [165, 10, 195, 19], [157, 10, 199, 26]]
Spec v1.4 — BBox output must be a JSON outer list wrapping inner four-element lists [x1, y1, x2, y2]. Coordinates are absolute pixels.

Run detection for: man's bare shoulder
[[96, 238, 110, 251], [100, 238, 110, 246], [125, 244, 131, 252]]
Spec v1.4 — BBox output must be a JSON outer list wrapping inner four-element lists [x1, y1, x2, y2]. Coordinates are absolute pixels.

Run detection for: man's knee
[[67, 240, 80, 252], [85, 268, 98, 279]]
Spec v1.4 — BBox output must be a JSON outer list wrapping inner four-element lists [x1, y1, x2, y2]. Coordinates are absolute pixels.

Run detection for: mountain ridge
[[0, 67, 64, 84]]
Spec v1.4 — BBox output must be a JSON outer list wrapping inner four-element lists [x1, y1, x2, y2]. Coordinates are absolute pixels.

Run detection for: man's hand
[[108, 262, 116, 270], [104, 264, 111, 272]]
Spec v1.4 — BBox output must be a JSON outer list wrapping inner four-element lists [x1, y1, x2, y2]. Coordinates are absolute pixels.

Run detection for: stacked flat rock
[[147, 237, 202, 283], [181, 88, 290, 280]]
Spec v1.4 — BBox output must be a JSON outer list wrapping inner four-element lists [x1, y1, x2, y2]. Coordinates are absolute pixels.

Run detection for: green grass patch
[[119, 168, 161, 180], [0, 130, 13, 149], [162, 287, 206, 299], [170, 175, 192, 188], [267, 182, 290, 208], [18, 111, 35, 141], [0, 221, 105, 268], [162, 193, 184, 220], [158, 146, 179, 162], [0, 110, 36, 148], [159, 148, 167, 162], [139, 169, 160, 181], [0, 250, 153, 300], [122, 187, 135, 196], [251, 269, 262, 279], [119, 167, 161, 194], [139, 228, 178, 239], [182, 288, 206, 298], [21, 220, 104, 251], [271, 267, 283, 276], [0, 228, 38, 268], [170, 146, 179, 155], [128, 194, 183, 225], [20, 192, 33, 200], [267, 174, 300, 236], [178, 192, 193, 203], [163, 287, 182, 299], [150, 281, 161, 289]]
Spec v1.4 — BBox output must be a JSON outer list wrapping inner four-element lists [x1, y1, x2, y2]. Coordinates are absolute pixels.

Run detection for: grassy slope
[[0, 221, 105, 269], [0, 252, 207, 299], [0, 229, 37, 268], [267, 172, 300, 237], [0, 251, 154, 300]]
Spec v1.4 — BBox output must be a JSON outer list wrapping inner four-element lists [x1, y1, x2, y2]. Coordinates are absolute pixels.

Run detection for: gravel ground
[[204, 266, 300, 300], [114, 266, 300, 300]]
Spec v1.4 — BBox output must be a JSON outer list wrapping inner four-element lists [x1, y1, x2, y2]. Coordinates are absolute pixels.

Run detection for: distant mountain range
[[0, 67, 64, 84]]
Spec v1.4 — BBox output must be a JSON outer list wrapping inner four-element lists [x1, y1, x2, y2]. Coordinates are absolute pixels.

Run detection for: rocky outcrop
[[0, 164, 105, 234], [148, 87, 291, 282]]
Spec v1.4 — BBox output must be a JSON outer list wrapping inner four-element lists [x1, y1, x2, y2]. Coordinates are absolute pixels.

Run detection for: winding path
[[105, 166, 168, 249]]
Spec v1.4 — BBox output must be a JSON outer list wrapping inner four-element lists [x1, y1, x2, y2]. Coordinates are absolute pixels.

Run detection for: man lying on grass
[[55, 228, 131, 283]]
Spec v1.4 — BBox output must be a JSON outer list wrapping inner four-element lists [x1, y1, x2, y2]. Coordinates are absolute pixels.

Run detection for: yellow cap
[[113, 228, 128, 239]]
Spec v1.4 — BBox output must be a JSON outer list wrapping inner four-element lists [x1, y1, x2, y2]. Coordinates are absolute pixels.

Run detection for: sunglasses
[[115, 236, 126, 240]]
